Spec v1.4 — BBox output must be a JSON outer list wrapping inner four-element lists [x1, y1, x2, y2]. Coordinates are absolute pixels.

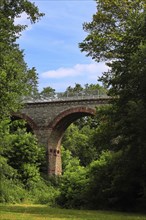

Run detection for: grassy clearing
[[0, 204, 146, 220]]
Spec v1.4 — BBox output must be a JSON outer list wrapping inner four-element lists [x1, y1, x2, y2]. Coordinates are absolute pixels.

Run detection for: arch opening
[[11, 115, 33, 133], [11, 113, 38, 134], [47, 107, 96, 175]]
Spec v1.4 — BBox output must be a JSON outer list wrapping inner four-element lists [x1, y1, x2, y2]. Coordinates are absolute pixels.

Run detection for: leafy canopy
[[0, 0, 44, 119], [79, 0, 145, 62]]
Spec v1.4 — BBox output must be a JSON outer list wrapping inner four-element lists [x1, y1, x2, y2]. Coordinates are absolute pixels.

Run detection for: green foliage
[[63, 83, 107, 96], [85, 150, 135, 210], [84, 83, 107, 95], [0, 119, 11, 155], [64, 83, 83, 96], [0, 0, 44, 119], [0, 0, 60, 207], [1, 0, 146, 212], [62, 104, 114, 167], [57, 147, 89, 208], [0, 177, 27, 203], [57, 155, 88, 208], [0, 120, 26, 203], [40, 86, 56, 98], [62, 123, 98, 166], [0, 155, 17, 180], [85, 151, 116, 209], [28, 179, 60, 205], [2, 119, 44, 188], [79, 0, 146, 211], [0, 117, 60, 205], [79, 0, 145, 61], [61, 103, 146, 210], [61, 146, 73, 173], [20, 163, 41, 188]]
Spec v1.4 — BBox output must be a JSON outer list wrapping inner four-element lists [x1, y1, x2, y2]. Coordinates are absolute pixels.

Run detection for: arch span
[[47, 107, 96, 175], [12, 113, 38, 134]]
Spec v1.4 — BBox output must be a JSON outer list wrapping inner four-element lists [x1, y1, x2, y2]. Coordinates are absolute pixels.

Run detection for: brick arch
[[12, 112, 38, 132], [47, 107, 96, 175], [49, 107, 96, 130]]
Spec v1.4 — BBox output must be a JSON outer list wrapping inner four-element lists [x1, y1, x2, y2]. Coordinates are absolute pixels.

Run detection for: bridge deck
[[23, 94, 110, 104]]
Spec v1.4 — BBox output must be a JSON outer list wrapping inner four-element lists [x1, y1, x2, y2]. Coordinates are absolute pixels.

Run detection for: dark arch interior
[[11, 115, 33, 133]]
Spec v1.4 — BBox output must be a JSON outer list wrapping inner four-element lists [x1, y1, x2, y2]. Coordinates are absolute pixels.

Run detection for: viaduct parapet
[[14, 97, 109, 175]]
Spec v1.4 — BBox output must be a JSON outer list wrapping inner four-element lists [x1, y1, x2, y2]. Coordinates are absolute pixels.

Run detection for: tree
[[62, 123, 98, 166], [79, 0, 146, 100], [57, 153, 88, 208], [40, 86, 56, 98], [79, 0, 146, 209], [84, 83, 107, 96], [80, 0, 145, 61], [64, 83, 83, 97], [0, 0, 44, 119], [0, 0, 46, 202], [1, 119, 44, 188]]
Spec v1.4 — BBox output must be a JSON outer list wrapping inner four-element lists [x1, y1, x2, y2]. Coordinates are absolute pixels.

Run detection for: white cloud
[[41, 63, 108, 79], [39, 62, 109, 92]]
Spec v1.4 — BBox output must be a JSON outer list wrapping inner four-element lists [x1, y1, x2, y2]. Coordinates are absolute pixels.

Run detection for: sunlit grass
[[0, 204, 146, 220]]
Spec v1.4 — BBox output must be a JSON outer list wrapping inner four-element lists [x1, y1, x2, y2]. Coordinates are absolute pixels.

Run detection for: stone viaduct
[[13, 96, 109, 175]]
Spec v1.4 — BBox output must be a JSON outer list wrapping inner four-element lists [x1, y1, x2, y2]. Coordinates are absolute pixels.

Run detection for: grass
[[0, 204, 146, 220]]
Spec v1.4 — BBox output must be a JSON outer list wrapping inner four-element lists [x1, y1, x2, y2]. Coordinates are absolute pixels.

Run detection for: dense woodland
[[0, 0, 146, 212]]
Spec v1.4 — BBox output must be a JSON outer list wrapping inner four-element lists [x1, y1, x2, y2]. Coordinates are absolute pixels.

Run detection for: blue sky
[[16, 0, 108, 92]]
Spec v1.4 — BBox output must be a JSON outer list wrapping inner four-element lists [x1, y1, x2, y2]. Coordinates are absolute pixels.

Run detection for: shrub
[[57, 156, 88, 208], [0, 177, 27, 203], [28, 179, 60, 205]]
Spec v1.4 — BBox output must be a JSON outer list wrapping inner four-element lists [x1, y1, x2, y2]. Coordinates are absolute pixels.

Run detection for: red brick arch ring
[[48, 107, 96, 142]]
